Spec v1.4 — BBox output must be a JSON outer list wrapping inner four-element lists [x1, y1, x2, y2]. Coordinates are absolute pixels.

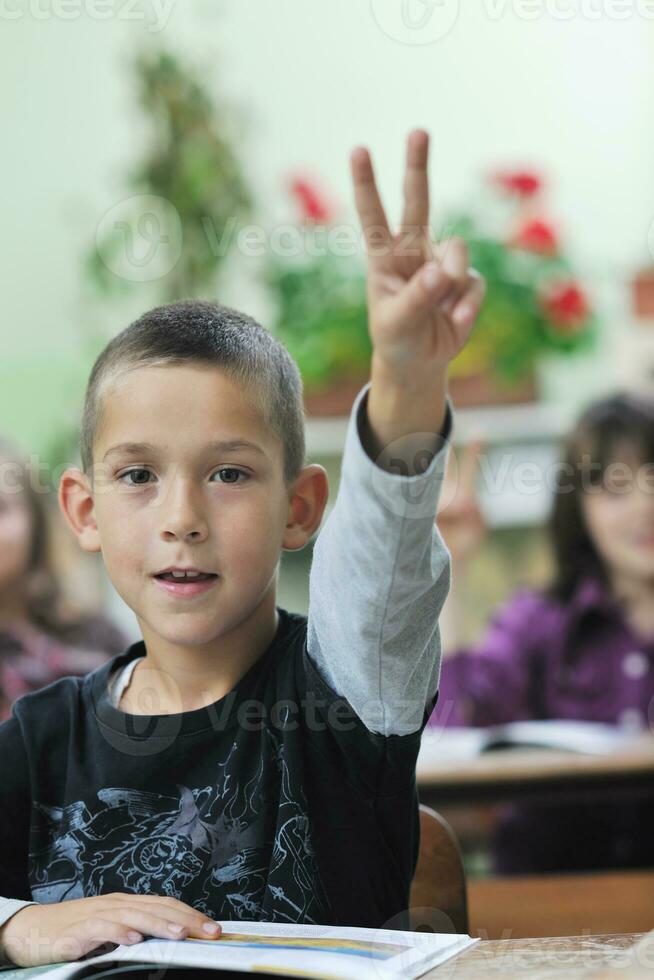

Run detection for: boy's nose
[[160, 509, 209, 541], [161, 520, 209, 542], [164, 527, 206, 541], [161, 520, 207, 541], [158, 483, 209, 542]]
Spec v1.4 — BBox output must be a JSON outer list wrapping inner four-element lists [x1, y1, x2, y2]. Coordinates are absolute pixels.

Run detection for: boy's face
[[61, 363, 326, 652]]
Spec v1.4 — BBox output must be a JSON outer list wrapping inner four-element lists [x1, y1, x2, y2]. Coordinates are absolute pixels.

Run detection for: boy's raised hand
[[350, 129, 485, 380]]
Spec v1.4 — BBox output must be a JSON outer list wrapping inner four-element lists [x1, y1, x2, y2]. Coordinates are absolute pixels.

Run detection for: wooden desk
[[424, 933, 654, 978], [417, 733, 654, 807]]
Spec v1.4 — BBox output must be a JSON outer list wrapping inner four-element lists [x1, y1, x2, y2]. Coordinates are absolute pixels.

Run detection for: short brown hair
[[79, 300, 306, 488]]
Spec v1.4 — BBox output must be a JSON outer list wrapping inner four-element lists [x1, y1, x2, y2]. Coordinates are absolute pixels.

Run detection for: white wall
[[2, 0, 651, 630], [1, 0, 653, 457]]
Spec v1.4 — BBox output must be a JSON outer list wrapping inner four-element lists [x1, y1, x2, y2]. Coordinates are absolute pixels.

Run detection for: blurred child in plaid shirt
[[0, 435, 128, 720]]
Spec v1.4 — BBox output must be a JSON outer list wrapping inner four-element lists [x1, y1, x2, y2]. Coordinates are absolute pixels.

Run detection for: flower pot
[[303, 367, 539, 415], [632, 268, 654, 319], [303, 373, 370, 417], [447, 369, 538, 408]]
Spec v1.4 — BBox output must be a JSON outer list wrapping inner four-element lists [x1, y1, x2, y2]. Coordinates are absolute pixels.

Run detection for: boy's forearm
[[362, 356, 449, 475], [306, 375, 452, 736]]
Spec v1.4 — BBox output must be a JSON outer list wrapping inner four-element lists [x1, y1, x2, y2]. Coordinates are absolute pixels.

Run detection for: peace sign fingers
[[349, 129, 486, 383], [350, 146, 393, 269], [401, 129, 431, 251]]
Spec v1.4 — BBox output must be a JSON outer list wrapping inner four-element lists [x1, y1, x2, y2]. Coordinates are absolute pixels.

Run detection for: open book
[[1, 921, 478, 980], [419, 719, 633, 764]]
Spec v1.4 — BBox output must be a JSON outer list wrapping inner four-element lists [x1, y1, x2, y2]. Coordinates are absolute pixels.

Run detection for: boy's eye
[[212, 468, 249, 485], [117, 467, 249, 487], [118, 468, 152, 487]]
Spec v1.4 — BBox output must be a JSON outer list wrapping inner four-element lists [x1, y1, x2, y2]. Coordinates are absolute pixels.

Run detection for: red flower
[[540, 281, 590, 333], [509, 219, 559, 256], [290, 177, 332, 224], [490, 169, 542, 198]]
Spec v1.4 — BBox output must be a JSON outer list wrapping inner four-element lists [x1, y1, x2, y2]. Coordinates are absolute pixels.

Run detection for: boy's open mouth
[[152, 571, 220, 597], [155, 572, 218, 582]]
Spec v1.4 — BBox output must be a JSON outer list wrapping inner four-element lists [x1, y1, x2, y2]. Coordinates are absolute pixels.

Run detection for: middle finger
[[401, 129, 431, 243]]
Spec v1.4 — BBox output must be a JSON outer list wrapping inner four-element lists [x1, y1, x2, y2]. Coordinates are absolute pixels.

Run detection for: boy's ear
[[282, 463, 329, 552], [58, 467, 102, 554]]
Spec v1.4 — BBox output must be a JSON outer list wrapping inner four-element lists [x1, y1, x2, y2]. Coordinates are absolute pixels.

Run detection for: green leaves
[[439, 211, 598, 385], [87, 48, 252, 304], [266, 249, 371, 390]]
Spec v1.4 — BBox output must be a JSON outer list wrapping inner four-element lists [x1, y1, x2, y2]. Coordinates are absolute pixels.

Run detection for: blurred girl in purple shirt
[[428, 391, 654, 873]]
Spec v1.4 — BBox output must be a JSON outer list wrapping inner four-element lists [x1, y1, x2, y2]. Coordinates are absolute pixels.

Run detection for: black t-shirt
[[0, 606, 437, 929]]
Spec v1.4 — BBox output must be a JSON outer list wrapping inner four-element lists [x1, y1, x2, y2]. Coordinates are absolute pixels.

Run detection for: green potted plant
[[440, 168, 597, 406], [266, 168, 598, 413], [264, 177, 371, 416], [39, 46, 254, 477], [86, 48, 252, 302]]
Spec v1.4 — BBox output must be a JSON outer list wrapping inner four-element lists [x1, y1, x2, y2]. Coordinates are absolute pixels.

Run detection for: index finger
[[122, 894, 221, 929], [350, 146, 392, 259]]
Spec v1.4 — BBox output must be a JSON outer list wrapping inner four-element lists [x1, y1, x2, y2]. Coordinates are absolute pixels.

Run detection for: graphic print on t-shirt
[[28, 729, 331, 924]]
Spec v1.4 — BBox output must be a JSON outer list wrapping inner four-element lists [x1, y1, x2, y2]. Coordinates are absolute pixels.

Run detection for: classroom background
[[3, 2, 654, 635], [1, 0, 654, 946]]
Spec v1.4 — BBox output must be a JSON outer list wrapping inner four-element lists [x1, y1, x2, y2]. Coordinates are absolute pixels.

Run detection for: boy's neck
[[126, 600, 281, 715]]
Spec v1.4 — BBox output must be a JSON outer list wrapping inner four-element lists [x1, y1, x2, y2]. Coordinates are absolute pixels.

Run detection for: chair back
[[409, 803, 469, 934]]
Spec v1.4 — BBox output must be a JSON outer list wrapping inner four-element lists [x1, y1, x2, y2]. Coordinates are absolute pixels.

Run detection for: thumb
[[388, 262, 457, 325]]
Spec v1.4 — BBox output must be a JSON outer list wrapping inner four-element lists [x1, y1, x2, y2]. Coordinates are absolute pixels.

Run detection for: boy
[[0, 130, 485, 967]]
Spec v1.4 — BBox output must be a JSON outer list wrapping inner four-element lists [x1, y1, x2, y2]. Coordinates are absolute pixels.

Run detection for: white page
[[418, 727, 487, 765], [32, 921, 478, 980], [483, 720, 633, 755], [418, 719, 632, 767]]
